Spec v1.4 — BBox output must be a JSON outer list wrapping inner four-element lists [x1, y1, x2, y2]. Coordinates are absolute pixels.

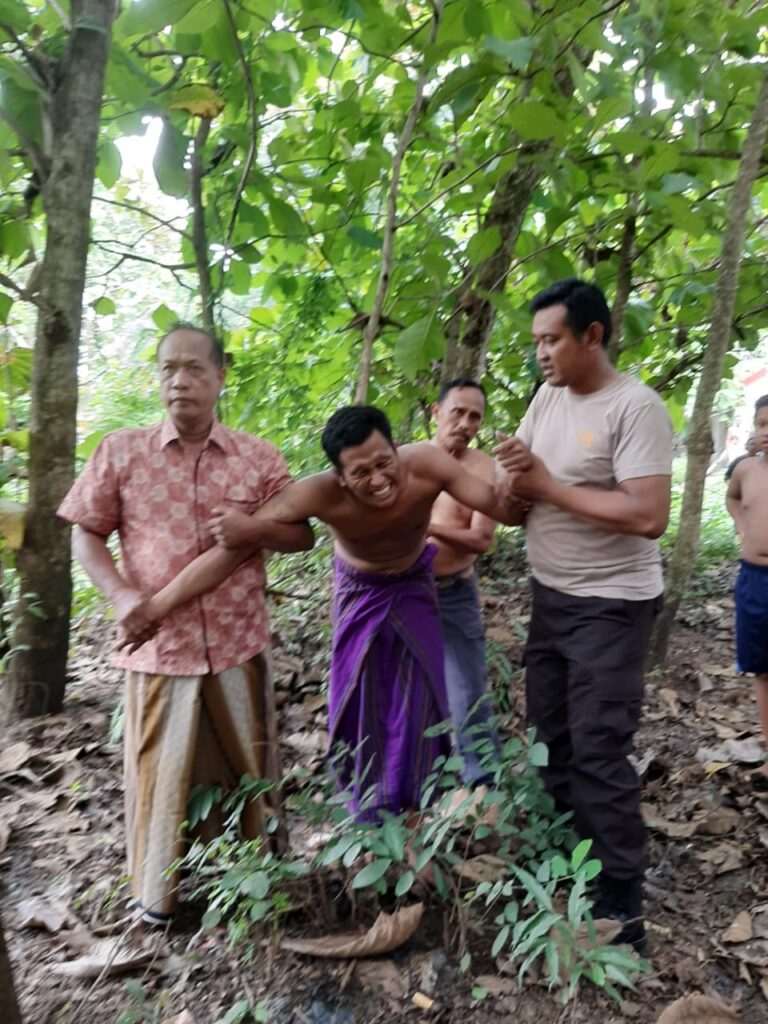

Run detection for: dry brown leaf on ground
[[695, 808, 741, 837], [697, 739, 764, 766], [166, 1011, 196, 1024], [51, 937, 160, 978], [695, 843, 744, 876], [281, 903, 424, 958], [474, 975, 517, 997], [453, 854, 508, 884], [355, 958, 408, 999], [641, 803, 698, 839], [655, 994, 738, 1023], [0, 741, 33, 775], [727, 939, 768, 967], [17, 896, 75, 933], [722, 911, 753, 943]]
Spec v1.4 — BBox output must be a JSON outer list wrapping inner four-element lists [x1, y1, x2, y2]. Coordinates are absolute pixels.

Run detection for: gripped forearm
[[543, 480, 667, 538], [255, 516, 315, 553], [428, 522, 490, 555], [151, 544, 254, 619], [72, 527, 129, 603]]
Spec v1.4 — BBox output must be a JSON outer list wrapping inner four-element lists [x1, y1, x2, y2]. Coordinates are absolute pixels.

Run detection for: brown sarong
[[123, 652, 282, 923]]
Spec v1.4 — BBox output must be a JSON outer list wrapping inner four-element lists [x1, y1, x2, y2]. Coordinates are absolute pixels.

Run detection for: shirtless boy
[[726, 394, 768, 768], [129, 405, 526, 820], [427, 379, 502, 786]]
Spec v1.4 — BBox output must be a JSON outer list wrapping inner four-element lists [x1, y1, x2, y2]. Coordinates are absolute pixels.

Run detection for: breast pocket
[[220, 459, 264, 515]]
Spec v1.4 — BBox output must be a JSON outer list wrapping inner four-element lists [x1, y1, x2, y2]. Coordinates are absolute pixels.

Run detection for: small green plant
[[114, 981, 169, 1024], [213, 999, 269, 1023], [179, 777, 309, 960]]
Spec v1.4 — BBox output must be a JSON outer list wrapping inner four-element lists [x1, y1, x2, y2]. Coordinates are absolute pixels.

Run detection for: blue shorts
[[735, 560, 768, 675]]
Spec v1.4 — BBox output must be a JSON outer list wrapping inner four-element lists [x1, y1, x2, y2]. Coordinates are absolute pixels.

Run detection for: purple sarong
[[328, 544, 451, 821]]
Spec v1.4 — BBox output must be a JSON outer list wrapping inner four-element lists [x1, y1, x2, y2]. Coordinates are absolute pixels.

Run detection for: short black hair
[[321, 406, 394, 468], [437, 378, 487, 404], [156, 322, 226, 369], [755, 394, 768, 415], [530, 278, 612, 348]]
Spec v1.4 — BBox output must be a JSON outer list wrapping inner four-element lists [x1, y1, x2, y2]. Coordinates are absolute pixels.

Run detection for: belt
[[435, 570, 474, 589]]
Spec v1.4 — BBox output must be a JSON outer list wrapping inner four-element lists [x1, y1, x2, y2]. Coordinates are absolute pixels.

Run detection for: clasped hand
[[209, 506, 255, 547], [493, 433, 553, 502]]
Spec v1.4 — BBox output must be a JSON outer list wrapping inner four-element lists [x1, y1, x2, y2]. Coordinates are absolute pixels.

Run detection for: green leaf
[[153, 121, 189, 199], [92, 296, 116, 316], [351, 858, 391, 889], [269, 198, 306, 239], [491, 923, 510, 957], [570, 839, 592, 870], [528, 741, 548, 768], [241, 871, 270, 899], [466, 226, 501, 265], [96, 140, 122, 189], [508, 102, 565, 141], [152, 304, 180, 330], [483, 35, 534, 69], [471, 985, 487, 1001], [395, 870, 415, 896], [120, 0, 198, 35], [0, 292, 12, 326], [167, 83, 226, 119], [393, 314, 444, 380], [347, 225, 383, 250]]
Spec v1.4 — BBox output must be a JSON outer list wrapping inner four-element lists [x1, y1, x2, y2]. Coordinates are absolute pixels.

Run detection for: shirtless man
[[726, 394, 768, 770], [427, 379, 502, 786], [128, 405, 526, 821]]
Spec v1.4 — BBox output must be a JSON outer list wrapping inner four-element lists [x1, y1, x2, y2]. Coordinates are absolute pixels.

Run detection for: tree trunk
[[441, 61, 583, 383], [0, 914, 22, 1024], [607, 211, 636, 364], [3, 1, 115, 723], [649, 70, 768, 667], [441, 141, 551, 381], [190, 118, 215, 332]]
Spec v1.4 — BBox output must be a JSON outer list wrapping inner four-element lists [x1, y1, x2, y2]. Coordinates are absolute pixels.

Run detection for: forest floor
[[2, 545, 768, 1024]]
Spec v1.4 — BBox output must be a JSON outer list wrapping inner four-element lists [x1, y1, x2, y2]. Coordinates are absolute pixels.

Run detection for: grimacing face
[[432, 386, 485, 455], [158, 329, 225, 429], [337, 429, 402, 508]]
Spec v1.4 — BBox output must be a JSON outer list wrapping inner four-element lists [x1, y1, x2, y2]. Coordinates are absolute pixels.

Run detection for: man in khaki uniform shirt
[[496, 279, 672, 953]]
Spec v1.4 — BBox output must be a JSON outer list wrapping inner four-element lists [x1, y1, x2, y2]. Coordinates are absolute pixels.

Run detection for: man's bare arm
[[426, 447, 528, 527], [428, 510, 496, 555], [144, 479, 324, 624], [72, 526, 154, 635]]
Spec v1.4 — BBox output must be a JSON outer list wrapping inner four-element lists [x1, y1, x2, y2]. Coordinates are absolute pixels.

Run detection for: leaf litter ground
[[2, 553, 768, 1024]]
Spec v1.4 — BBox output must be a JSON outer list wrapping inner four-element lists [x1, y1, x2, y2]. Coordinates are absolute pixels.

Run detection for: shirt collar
[[160, 417, 232, 452]]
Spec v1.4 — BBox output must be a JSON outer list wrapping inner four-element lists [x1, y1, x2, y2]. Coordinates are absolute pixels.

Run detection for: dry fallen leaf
[[281, 903, 423, 958], [722, 910, 753, 943], [355, 958, 407, 999], [17, 896, 75, 933], [696, 738, 764, 766], [695, 843, 743, 876], [453, 854, 508, 884], [0, 741, 32, 774], [51, 937, 159, 978], [0, 820, 11, 853], [729, 938, 768, 967], [642, 803, 698, 839], [655, 994, 738, 1024], [473, 975, 517, 997], [659, 688, 680, 717], [412, 992, 435, 1011], [696, 807, 741, 837]]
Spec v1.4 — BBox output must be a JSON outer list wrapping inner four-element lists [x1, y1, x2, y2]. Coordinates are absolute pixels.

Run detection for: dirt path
[[1, 561, 767, 1024]]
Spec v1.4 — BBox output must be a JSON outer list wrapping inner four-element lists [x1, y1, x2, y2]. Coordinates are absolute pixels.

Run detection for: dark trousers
[[436, 575, 501, 785], [525, 579, 660, 882]]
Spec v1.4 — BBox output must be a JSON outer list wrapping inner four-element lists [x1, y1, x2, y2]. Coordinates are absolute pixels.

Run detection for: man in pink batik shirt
[[58, 324, 313, 927]]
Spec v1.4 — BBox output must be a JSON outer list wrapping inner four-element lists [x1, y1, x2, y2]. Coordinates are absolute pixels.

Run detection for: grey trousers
[[436, 574, 501, 785]]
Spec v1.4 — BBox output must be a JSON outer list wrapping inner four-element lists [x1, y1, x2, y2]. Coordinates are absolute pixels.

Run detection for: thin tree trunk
[[649, 69, 768, 667], [442, 62, 582, 382], [0, 914, 23, 1024], [190, 118, 214, 332], [442, 141, 551, 381], [353, 1, 443, 405], [4, 0, 115, 723], [608, 211, 636, 364]]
